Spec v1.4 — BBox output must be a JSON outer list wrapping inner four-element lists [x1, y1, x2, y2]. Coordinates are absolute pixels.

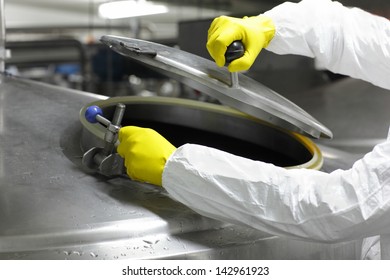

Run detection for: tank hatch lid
[[100, 35, 332, 139]]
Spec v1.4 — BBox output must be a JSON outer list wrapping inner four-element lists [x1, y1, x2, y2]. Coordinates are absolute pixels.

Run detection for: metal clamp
[[82, 103, 126, 176]]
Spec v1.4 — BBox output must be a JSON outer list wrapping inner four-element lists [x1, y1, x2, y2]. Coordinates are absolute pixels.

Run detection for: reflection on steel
[[100, 35, 332, 139]]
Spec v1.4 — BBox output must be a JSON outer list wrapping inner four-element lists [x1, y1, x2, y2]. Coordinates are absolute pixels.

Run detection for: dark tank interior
[[99, 101, 313, 167]]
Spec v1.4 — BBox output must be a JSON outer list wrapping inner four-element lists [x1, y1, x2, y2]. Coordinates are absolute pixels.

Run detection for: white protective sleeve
[[264, 0, 390, 90], [162, 0, 390, 243], [163, 136, 390, 243]]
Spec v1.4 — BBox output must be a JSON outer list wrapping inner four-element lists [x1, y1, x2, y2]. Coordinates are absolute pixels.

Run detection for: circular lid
[[100, 35, 332, 139]]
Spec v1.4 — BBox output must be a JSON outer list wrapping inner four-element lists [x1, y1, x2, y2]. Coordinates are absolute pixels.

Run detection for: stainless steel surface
[[100, 35, 332, 139], [0, 0, 5, 74], [0, 74, 362, 259]]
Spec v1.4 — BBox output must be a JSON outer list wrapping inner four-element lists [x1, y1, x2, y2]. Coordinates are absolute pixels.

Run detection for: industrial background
[[5, 0, 390, 97]]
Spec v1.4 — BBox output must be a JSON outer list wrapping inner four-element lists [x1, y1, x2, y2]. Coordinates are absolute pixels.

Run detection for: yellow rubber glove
[[117, 126, 176, 187], [206, 15, 275, 72]]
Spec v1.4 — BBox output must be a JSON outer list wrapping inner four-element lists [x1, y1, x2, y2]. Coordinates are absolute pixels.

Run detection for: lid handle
[[225, 41, 245, 64]]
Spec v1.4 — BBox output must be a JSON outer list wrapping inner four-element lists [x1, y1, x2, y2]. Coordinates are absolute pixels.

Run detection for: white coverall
[[162, 0, 390, 259]]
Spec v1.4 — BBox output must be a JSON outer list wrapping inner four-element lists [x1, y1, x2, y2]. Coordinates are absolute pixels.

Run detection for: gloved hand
[[117, 126, 176, 187], [206, 15, 275, 72]]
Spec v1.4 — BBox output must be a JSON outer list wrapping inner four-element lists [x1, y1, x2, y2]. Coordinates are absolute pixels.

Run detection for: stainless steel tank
[[0, 72, 362, 260], [3, 34, 379, 259], [80, 96, 323, 172]]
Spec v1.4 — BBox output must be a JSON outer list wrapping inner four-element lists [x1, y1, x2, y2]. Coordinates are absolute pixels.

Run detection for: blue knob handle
[[85, 105, 103, 123]]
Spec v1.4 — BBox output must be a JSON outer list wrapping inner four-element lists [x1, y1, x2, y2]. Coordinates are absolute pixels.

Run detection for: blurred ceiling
[[4, 0, 390, 42]]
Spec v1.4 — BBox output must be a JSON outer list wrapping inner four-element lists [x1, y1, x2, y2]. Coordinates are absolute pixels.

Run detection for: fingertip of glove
[[216, 58, 226, 67]]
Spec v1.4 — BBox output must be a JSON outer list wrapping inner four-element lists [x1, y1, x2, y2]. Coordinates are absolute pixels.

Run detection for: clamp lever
[[82, 103, 126, 176], [225, 40, 245, 88]]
